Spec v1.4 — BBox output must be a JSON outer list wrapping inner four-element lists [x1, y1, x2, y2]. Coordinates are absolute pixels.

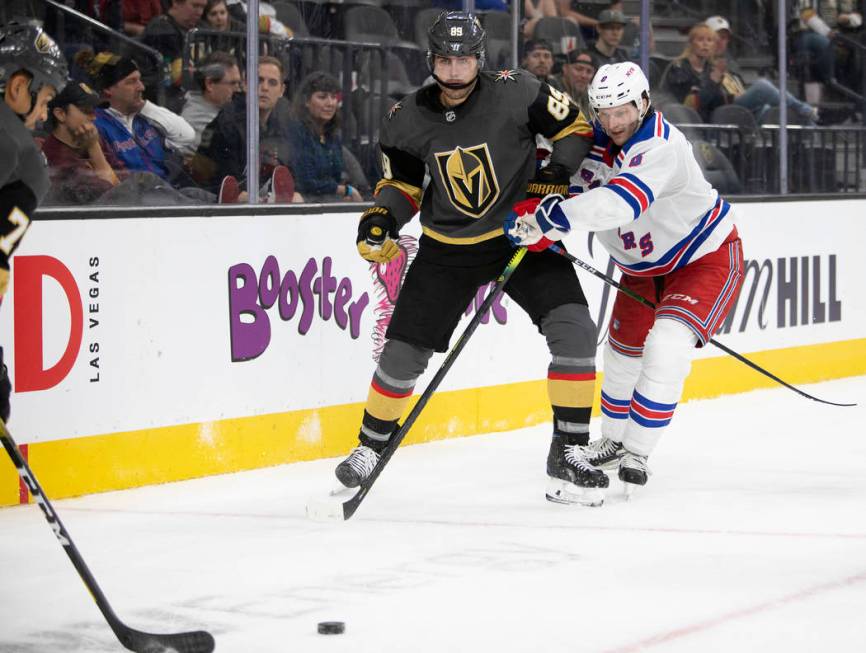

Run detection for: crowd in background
[[3, 0, 865, 208]]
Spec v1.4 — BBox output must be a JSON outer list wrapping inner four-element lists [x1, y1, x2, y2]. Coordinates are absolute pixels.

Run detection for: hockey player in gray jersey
[[0, 23, 68, 422], [335, 10, 609, 506]]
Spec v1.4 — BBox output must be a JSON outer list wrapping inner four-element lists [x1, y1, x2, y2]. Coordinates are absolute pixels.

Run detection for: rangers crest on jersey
[[494, 69, 519, 83], [434, 144, 500, 218], [387, 101, 403, 120]]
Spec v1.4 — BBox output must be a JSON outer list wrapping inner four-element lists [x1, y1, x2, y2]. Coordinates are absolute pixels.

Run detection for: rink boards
[[1, 198, 864, 505]]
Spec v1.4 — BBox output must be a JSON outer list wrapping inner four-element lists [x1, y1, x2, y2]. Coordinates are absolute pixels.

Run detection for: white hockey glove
[[504, 194, 570, 252]]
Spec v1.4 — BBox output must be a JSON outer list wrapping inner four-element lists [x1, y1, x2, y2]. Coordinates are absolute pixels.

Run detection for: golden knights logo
[[34, 30, 54, 53], [434, 144, 500, 218]]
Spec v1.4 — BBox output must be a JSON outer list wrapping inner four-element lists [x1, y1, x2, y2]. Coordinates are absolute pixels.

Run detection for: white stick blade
[[305, 487, 356, 522]]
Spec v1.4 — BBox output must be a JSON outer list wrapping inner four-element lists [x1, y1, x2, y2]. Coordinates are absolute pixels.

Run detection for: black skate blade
[[305, 486, 358, 522]]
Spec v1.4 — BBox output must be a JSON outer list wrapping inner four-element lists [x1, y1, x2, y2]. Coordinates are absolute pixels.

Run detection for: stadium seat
[[344, 5, 417, 49], [659, 102, 703, 139], [271, 1, 310, 37], [691, 140, 743, 195], [532, 17, 585, 55], [759, 105, 812, 126]]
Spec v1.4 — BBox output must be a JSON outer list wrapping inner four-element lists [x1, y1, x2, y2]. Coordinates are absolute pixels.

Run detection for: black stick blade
[[122, 628, 215, 653]]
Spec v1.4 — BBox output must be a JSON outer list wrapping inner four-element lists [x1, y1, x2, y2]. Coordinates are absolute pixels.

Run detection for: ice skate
[[335, 445, 380, 488], [582, 436, 624, 470], [618, 450, 650, 499], [546, 438, 609, 507]]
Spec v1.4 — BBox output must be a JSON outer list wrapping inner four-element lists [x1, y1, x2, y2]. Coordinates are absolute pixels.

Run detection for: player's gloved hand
[[0, 347, 11, 424], [504, 194, 570, 252], [356, 206, 401, 263], [526, 163, 571, 200]]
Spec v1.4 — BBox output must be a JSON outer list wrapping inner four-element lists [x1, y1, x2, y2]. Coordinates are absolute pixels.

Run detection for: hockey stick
[[0, 420, 215, 653], [312, 247, 528, 521], [549, 244, 856, 408]]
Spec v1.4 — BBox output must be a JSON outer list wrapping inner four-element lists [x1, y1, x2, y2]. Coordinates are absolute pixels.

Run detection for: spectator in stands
[[522, 39, 563, 91], [141, 0, 207, 111], [590, 8, 631, 66], [287, 71, 365, 202], [523, 0, 559, 40], [789, 1, 841, 87], [193, 56, 299, 202], [181, 51, 241, 154], [793, 2, 863, 94], [202, 0, 243, 31], [558, 49, 596, 116], [100, 0, 163, 37], [41, 80, 226, 205], [78, 51, 207, 200], [556, 1, 599, 32], [219, 0, 294, 38], [41, 82, 120, 204], [707, 16, 818, 124]]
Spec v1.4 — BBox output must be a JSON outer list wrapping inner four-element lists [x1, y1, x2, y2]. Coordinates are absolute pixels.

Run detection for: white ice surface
[[1, 376, 865, 653]]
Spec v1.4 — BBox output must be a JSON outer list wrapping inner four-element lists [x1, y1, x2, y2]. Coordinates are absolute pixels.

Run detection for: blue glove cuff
[[536, 195, 570, 235]]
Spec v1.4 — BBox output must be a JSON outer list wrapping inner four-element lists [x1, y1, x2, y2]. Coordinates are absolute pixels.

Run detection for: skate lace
[[621, 451, 648, 473], [589, 437, 621, 456], [347, 446, 379, 478], [563, 445, 596, 471]]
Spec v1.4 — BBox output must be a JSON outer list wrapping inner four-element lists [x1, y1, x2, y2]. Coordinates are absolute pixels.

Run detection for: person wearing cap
[[559, 49, 597, 116], [591, 9, 631, 66], [522, 39, 563, 90], [76, 51, 197, 181], [705, 16, 818, 124], [41, 81, 122, 204]]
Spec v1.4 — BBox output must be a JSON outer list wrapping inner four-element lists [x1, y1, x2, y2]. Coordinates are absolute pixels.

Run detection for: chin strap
[[432, 73, 478, 90]]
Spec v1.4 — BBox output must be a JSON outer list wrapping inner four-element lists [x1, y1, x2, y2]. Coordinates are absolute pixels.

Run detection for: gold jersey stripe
[[421, 225, 504, 245], [549, 113, 593, 143], [375, 179, 423, 206], [547, 378, 596, 408]]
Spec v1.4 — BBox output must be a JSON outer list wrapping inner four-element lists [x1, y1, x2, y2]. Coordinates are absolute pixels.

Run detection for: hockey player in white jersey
[[505, 62, 745, 493]]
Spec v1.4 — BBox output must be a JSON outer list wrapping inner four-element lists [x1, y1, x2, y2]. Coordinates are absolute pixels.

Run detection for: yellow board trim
[[2, 338, 864, 506]]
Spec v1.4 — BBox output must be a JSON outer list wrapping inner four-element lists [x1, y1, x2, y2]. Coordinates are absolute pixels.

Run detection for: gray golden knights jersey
[[0, 102, 49, 204], [374, 69, 592, 245], [0, 101, 49, 268]]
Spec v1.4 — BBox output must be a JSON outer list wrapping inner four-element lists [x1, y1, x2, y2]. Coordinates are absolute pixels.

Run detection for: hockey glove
[[526, 163, 571, 200], [357, 206, 401, 263], [504, 194, 570, 252]]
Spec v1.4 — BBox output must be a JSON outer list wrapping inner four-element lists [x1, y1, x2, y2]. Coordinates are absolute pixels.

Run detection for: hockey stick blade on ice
[[549, 244, 856, 408], [308, 247, 529, 522], [0, 420, 215, 653]]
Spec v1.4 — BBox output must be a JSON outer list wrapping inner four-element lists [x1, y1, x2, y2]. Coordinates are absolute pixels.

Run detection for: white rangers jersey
[[561, 110, 736, 277]]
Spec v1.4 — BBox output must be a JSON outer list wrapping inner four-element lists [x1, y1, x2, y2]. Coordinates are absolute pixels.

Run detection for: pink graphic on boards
[[368, 236, 418, 361]]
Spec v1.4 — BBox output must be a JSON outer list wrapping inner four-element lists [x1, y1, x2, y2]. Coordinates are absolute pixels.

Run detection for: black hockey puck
[[317, 621, 345, 635]]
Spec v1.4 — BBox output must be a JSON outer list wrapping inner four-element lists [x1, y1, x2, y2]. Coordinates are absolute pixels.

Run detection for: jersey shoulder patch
[[491, 69, 520, 83]]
